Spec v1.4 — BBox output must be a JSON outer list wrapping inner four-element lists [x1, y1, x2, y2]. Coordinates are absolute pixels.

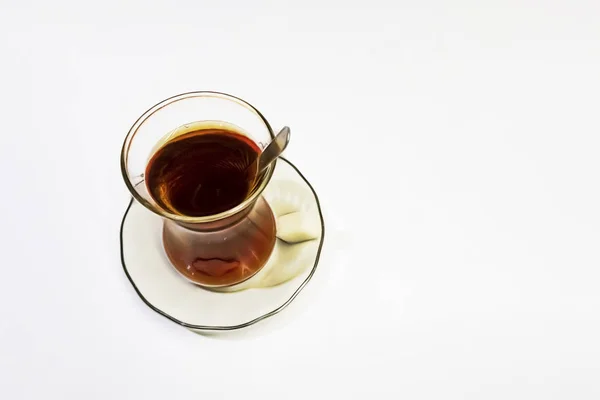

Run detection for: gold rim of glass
[[120, 91, 276, 224]]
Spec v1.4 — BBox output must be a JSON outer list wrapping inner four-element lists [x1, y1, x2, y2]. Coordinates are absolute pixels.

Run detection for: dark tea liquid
[[145, 128, 260, 217], [145, 126, 276, 287]]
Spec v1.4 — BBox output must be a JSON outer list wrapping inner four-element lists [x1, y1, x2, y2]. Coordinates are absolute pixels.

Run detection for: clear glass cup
[[121, 91, 278, 288]]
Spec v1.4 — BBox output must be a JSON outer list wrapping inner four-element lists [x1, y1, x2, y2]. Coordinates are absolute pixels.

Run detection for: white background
[[1, 0, 599, 398]]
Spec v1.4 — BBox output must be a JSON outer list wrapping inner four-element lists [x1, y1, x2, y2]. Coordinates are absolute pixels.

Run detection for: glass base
[[163, 196, 277, 288], [120, 158, 324, 331]]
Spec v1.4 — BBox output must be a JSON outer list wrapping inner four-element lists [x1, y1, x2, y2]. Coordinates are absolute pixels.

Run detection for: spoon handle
[[257, 126, 291, 174]]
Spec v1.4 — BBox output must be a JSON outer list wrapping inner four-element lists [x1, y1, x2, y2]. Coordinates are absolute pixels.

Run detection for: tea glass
[[121, 91, 278, 288]]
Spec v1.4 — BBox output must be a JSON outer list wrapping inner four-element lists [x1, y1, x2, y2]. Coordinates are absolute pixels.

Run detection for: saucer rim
[[120, 157, 325, 331]]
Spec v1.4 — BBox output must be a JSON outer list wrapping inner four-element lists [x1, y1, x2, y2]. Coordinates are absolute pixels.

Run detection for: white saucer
[[120, 158, 324, 332]]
